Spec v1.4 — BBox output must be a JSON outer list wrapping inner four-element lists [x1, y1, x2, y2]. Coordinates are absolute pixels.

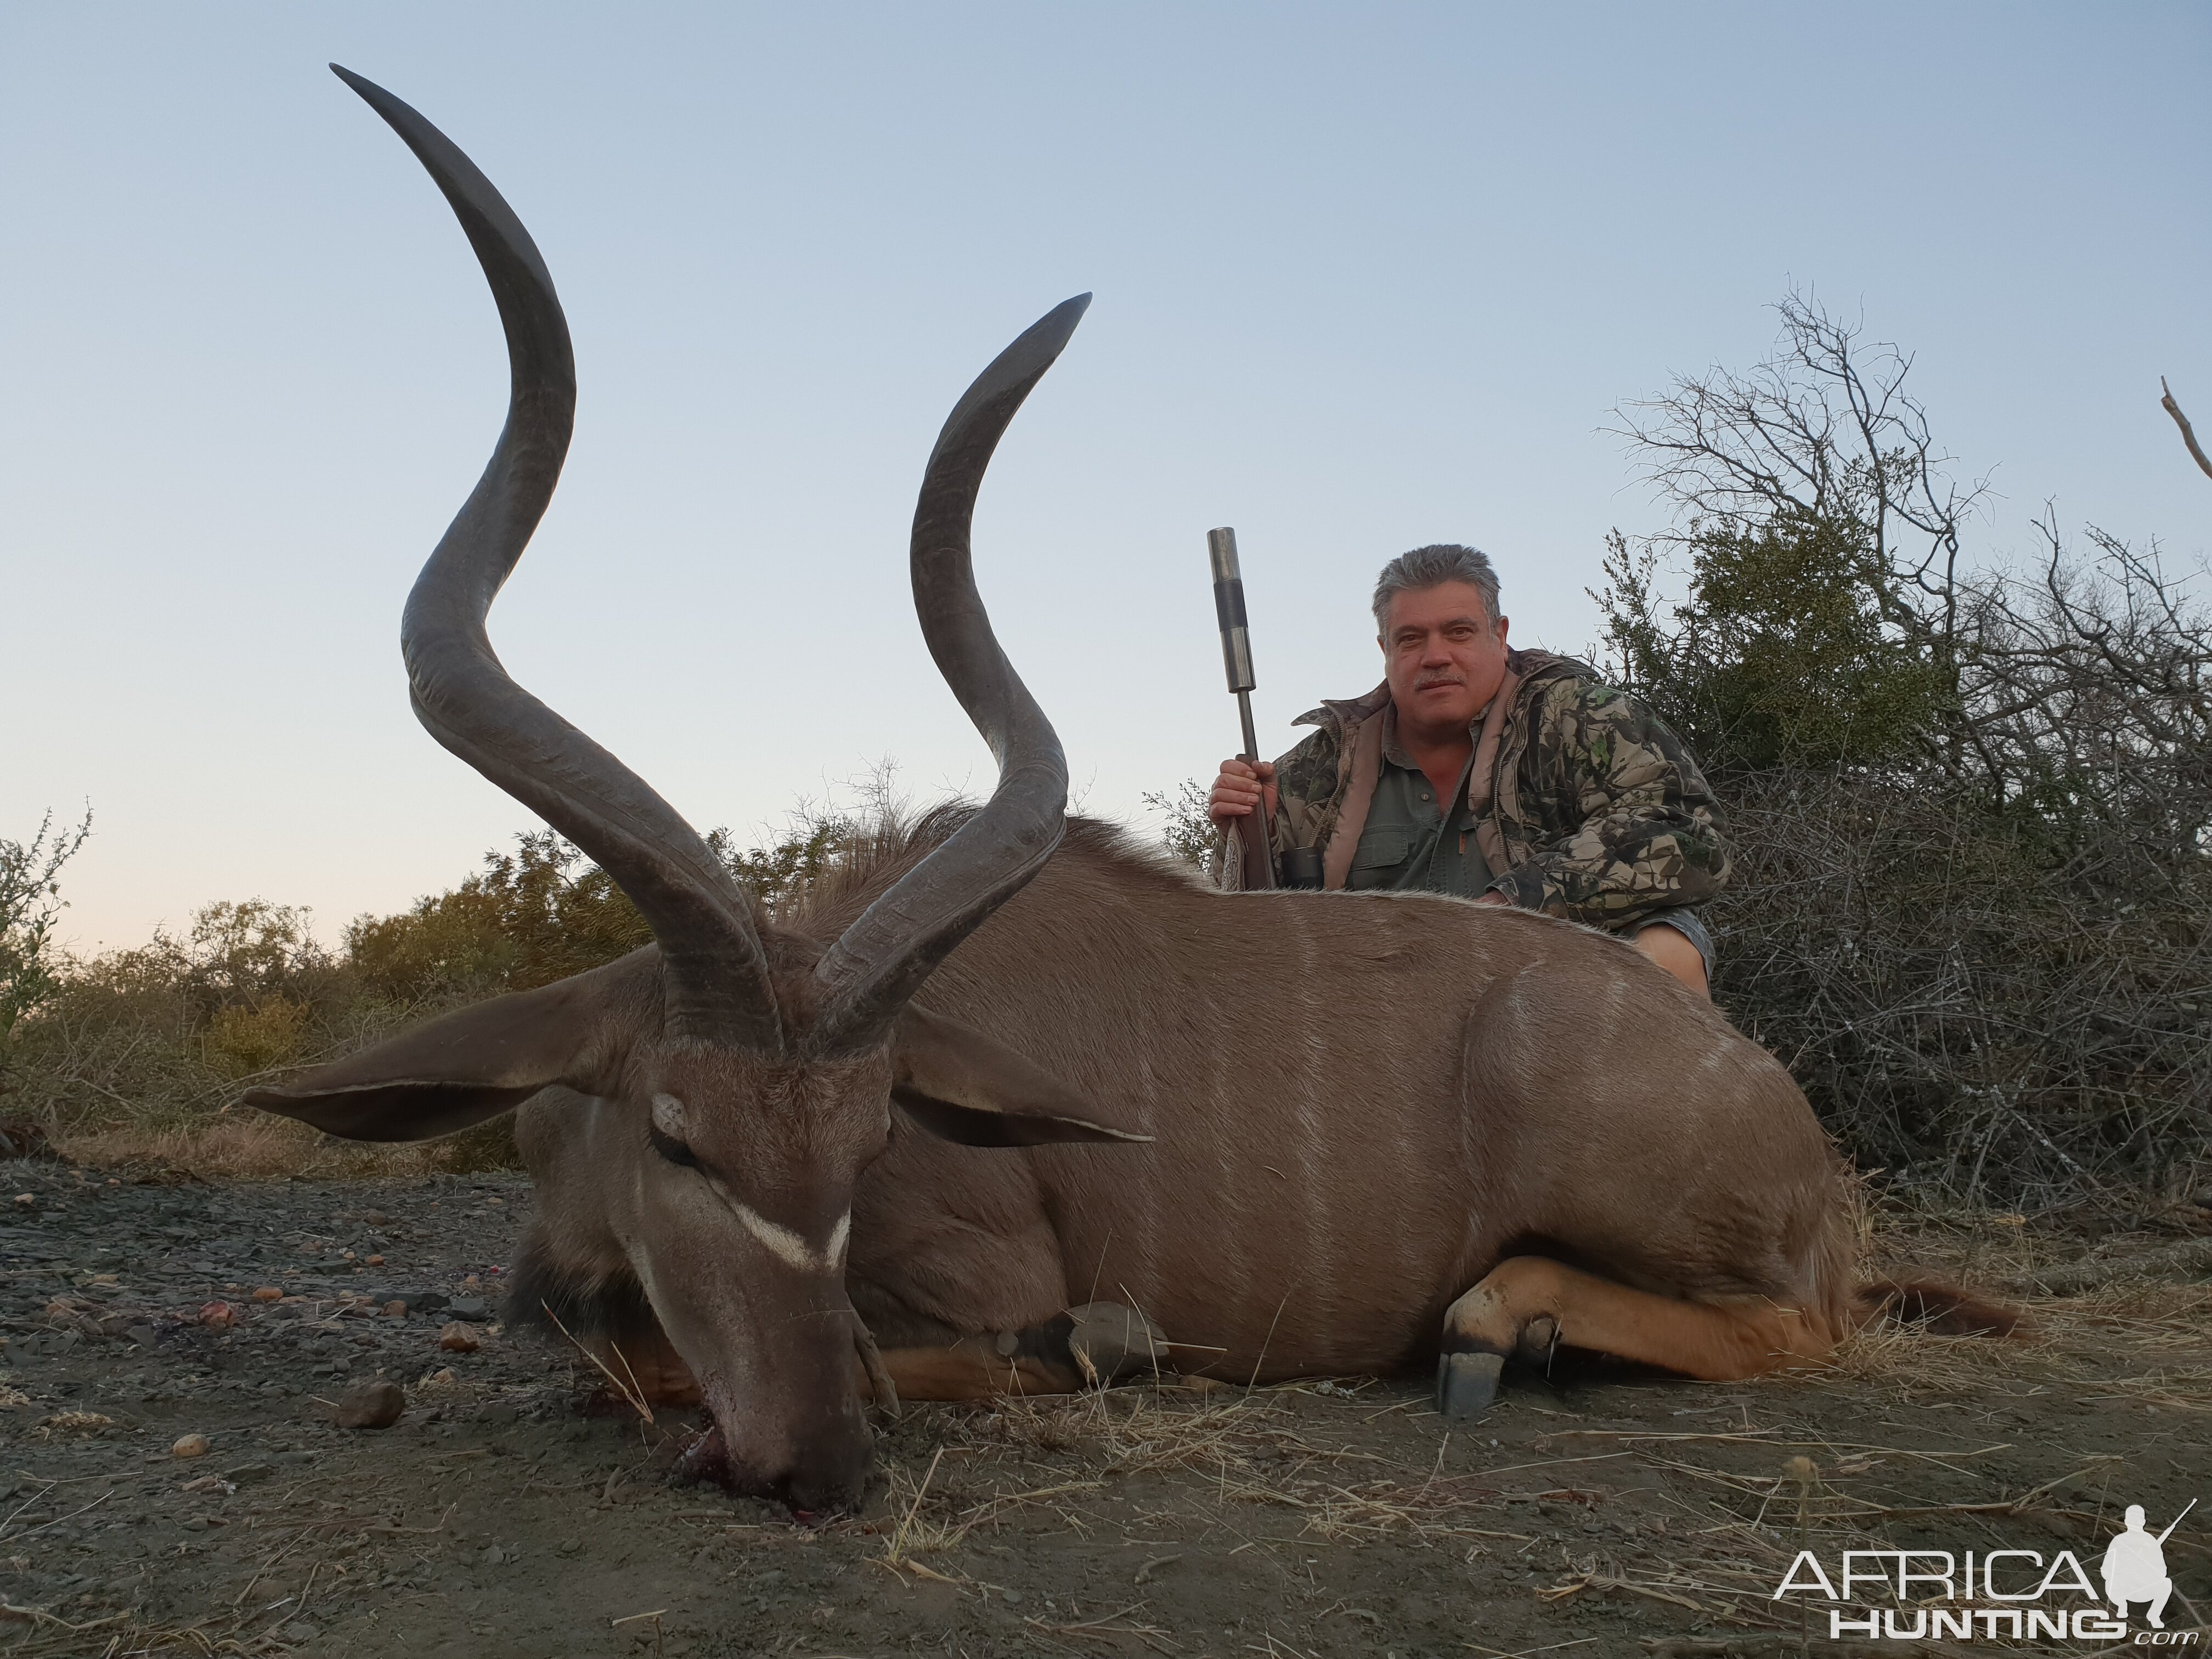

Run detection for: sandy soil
[[2, 1158, 2207, 1657]]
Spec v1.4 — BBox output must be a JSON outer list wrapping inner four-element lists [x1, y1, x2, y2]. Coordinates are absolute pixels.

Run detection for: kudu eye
[[648, 1092, 698, 1168], [647, 1124, 699, 1169]]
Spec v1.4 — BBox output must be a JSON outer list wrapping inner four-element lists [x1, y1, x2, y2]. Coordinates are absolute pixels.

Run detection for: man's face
[[1380, 580, 1511, 737]]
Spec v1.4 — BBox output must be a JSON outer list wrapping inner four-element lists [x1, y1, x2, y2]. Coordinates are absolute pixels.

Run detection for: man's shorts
[[1627, 906, 1716, 980]]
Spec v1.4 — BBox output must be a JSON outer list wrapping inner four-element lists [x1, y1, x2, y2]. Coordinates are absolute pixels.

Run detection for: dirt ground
[[3, 1156, 2207, 1658]]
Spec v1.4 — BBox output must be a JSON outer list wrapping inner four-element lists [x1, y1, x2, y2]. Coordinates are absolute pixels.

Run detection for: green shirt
[[1345, 710, 1498, 898]]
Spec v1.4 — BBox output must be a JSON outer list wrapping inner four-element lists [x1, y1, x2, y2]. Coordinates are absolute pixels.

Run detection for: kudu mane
[[781, 806, 1204, 947]]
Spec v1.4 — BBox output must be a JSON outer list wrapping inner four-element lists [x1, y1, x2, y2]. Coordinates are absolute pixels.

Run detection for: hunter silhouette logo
[[2102, 1499, 2192, 1630], [1771, 1497, 2198, 1642]]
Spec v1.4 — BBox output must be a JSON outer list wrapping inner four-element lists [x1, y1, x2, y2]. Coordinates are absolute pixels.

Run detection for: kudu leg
[[866, 1302, 1169, 1403], [577, 1331, 704, 1409], [1436, 1255, 1837, 1418]]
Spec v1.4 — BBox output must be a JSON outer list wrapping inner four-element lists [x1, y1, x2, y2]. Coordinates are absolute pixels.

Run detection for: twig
[[1246, 1291, 1291, 1391], [2162, 377, 2212, 481], [540, 1300, 654, 1424]]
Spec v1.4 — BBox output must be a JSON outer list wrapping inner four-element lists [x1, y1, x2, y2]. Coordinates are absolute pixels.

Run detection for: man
[[1209, 544, 1727, 995], [2100, 1505, 2176, 1629]]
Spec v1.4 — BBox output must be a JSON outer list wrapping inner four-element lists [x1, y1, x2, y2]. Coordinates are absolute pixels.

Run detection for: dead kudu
[[251, 70, 2013, 1515]]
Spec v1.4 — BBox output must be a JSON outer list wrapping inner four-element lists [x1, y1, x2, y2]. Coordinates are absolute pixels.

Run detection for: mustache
[[1413, 674, 1467, 690]]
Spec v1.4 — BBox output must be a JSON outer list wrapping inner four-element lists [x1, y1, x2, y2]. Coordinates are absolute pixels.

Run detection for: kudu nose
[[778, 1417, 875, 1519], [680, 1412, 873, 1519]]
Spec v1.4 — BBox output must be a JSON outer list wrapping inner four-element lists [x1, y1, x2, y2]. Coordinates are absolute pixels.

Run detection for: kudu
[[254, 70, 2011, 1516]]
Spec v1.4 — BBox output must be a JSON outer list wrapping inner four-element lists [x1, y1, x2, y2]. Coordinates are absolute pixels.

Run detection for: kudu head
[[245, 67, 1138, 1515]]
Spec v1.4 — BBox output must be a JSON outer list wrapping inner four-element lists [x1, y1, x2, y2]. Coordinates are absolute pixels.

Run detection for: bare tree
[[1610, 292, 1992, 654], [1600, 295, 2212, 1204]]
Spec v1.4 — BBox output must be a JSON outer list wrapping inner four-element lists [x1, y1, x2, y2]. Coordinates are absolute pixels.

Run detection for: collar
[[1378, 699, 1490, 771]]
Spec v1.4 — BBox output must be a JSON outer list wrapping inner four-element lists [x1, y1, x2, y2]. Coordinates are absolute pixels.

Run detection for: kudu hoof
[[1065, 1302, 1169, 1387], [1435, 1350, 1505, 1418]]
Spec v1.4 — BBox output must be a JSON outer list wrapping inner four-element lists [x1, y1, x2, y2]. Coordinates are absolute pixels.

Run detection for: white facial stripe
[[702, 1172, 849, 1274]]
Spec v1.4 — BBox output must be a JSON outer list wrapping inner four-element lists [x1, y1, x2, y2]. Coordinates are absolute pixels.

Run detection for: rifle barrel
[[1207, 526, 1258, 710], [2155, 1496, 2197, 1544]]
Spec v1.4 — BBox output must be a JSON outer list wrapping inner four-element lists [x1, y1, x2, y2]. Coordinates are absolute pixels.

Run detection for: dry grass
[[50, 1110, 518, 1181]]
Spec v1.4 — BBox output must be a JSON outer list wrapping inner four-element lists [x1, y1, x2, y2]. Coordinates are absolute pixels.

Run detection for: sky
[[5, 3, 2209, 952]]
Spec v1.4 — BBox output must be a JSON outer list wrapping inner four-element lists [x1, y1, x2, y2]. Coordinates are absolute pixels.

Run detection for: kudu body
[[517, 811, 1863, 1399], [256, 72, 2006, 1516]]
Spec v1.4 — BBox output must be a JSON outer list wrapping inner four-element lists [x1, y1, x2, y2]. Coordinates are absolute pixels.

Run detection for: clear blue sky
[[5, 3, 2208, 950]]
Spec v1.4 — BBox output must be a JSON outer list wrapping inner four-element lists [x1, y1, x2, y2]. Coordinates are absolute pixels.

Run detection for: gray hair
[[1371, 544, 1501, 635]]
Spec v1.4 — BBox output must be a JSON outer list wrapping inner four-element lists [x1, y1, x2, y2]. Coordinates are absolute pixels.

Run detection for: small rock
[[179, 1474, 233, 1495], [448, 1297, 488, 1321], [382, 1300, 408, 1318], [12, 1193, 33, 1209], [481, 1400, 519, 1426], [438, 1322, 480, 1354], [199, 1301, 236, 1330], [287, 1622, 319, 1641], [126, 1325, 158, 1348], [336, 1379, 406, 1430], [172, 1433, 211, 1458], [251, 1286, 283, 1302], [366, 1254, 385, 1266], [224, 1462, 275, 1485]]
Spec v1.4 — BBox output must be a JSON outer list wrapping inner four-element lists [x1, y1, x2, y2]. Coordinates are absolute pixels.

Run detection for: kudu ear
[[240, 958, 642, 1142], [891, 1006, 1150, 1148]]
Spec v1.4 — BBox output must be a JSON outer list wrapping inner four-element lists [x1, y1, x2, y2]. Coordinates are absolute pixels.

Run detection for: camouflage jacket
[[1215, 648, 1731, 930]]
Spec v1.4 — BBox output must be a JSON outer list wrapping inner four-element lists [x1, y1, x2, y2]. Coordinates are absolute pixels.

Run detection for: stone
[[172, 1432, 211, 1458], [224, 1462, 275, 1485], [251, 1286, 283, 1302], [199, 1301, 236, 1330], [382, 1300, 408, 1318], [448, 1297, 488, 1321], [438, 1322, 480, 1354], [336, 1379, 406, 1430]]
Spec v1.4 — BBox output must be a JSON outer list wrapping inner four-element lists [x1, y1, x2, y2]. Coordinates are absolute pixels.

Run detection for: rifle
[[1205, 527, 1277, 889], [2155, 1497, 2197, 1545], [1206, 529, 1322, 889]]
